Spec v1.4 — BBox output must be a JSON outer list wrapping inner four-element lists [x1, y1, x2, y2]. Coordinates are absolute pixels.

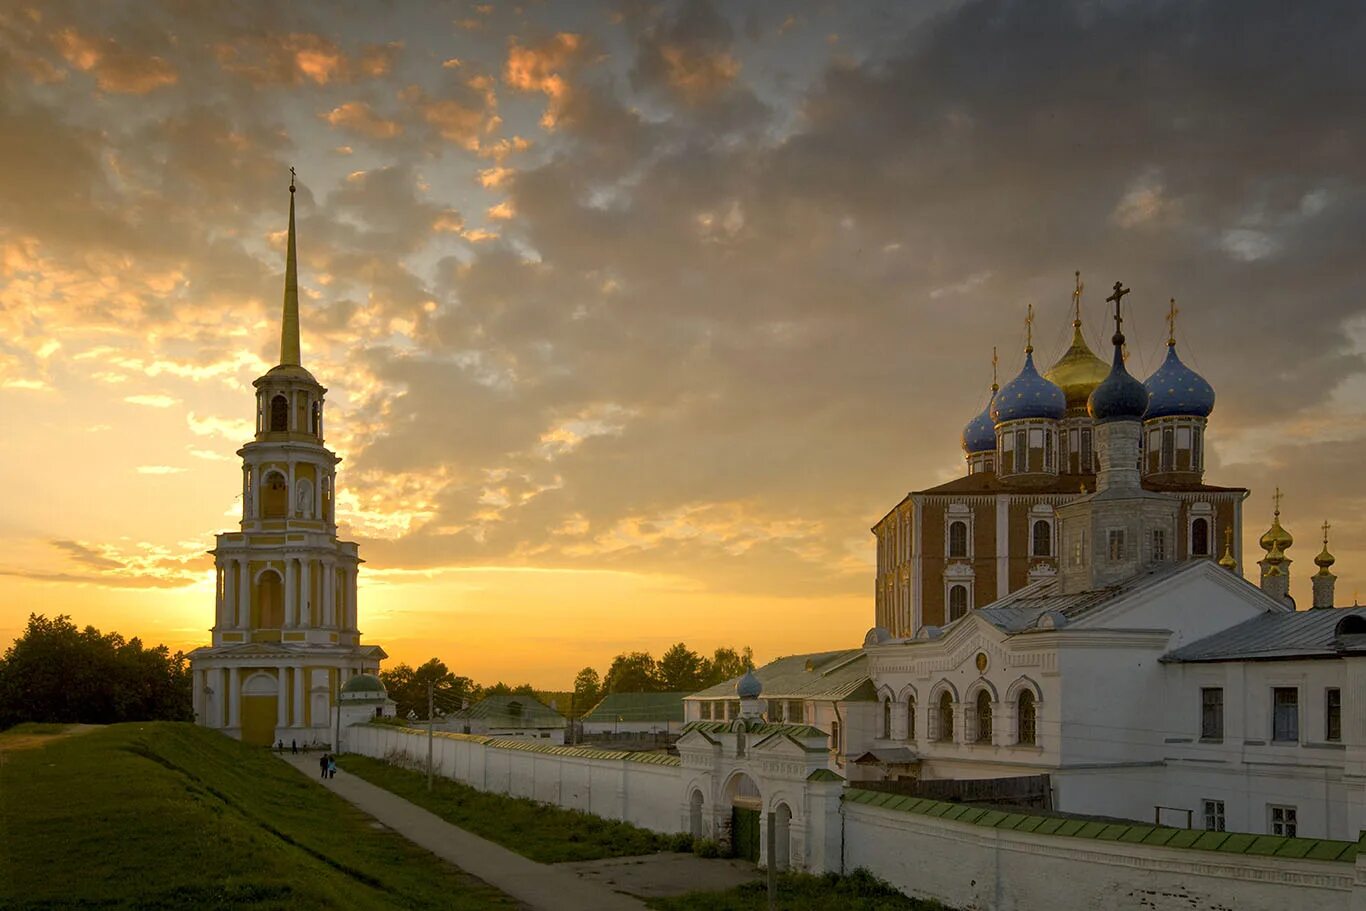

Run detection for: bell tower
[[189, 171, 385, 747]]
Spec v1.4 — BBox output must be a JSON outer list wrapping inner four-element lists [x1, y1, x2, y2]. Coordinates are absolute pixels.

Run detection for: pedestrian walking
[[319, 753, 328, 779], [291, 739, 298, 755], [327, 755, 337, 779]]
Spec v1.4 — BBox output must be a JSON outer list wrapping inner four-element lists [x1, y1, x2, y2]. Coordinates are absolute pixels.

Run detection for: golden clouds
[[504, 33, 584, 130], [321, 102, 403, 139], [124, 394, 178, 408], [52, 28, 177, 94], [487, 200, 516, 220], [214, 34, 400, 86], [478, 166, 515, 188], [658, 44, 740, 104]]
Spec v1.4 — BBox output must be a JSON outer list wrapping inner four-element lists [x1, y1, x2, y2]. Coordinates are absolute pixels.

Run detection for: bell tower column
[[237, 560, 250, 627]]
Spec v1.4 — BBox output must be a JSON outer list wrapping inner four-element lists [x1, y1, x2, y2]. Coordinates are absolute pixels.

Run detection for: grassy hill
[[0, 722, 514, 910]]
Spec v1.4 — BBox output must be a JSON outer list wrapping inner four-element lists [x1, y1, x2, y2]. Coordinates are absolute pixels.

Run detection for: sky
[[2, 0, 1365, 687]]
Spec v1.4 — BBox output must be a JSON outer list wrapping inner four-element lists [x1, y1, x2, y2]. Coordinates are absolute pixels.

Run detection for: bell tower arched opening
[[269, 394, 289, 431], [254, 569, 284, 629], [261, 471, 289, 518]]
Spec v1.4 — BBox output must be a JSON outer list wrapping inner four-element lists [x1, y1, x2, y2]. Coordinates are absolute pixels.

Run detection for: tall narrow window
[[830, 719, 841, 754], [1161, 427, 1175, 471], [1080, 430, 1092, 471], [974, 691, 993, 744], [310, 401, 321, 435], [937, 692, 954, 742], [1192, 518, 1210, 556], [1327, 688, 1342, 742], [1014, 432, 1027, 473], [1201, 687, 1223, 740], [1044, 429, 1054, 471], [1107, 529, 1126, 562], [1032, 520, 1051, 557], [1272, 688, 1299, 742], [882, 699, 892, 739], [699, 701, 711, 720], [1152, 529, 1167, 562], [269, 394, 289, 431], [1193, 428, 1203, 471], [948, 585, 968, 621], [1017, 690, 1036, 745], [770, 700, 784, 723], [948, 521, 968, 558], [789, 700, 803, 722], [906, 696, 916, 741], [1204, 800, 1226, 832]]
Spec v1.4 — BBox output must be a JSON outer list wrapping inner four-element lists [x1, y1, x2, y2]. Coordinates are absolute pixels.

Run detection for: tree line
[[570, 644, 755, 716], [0, 614, 192, 730]]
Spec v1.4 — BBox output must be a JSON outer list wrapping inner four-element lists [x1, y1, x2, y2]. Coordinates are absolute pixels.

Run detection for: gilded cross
[[1166, 298, 1179, 346], [1025, 303, 1035, 352], [1073, 271, 1084, 323], [289, 166, 296, 192], [1272, 486, 1283, 517], [1105, 281, 1130, 338], [991, 346, 999, 389], [1322, 520, 1331, 546]]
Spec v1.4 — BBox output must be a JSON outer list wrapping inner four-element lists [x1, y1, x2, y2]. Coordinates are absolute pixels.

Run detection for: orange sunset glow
[[3, 1, 1364, 689]]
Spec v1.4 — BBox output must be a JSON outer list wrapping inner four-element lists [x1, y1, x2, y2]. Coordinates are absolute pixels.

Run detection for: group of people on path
[[319, 753, 337, 779]]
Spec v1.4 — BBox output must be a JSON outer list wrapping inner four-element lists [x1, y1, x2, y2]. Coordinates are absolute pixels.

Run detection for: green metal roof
[[454, 694, 566, 729], [688, 649, 873, 702], [341, 673, 386, 695], [582, 692, 687, 724], [682, 720, 829, 739], [842, 789, 1360, 862]]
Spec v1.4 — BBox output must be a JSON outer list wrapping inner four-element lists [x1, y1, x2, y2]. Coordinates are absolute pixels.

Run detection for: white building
[[189, 175, 386, 747]]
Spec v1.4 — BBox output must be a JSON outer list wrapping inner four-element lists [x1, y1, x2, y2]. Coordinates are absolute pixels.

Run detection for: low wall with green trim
[[346, 723, 685, 834], [842, 787, 1360, 911]]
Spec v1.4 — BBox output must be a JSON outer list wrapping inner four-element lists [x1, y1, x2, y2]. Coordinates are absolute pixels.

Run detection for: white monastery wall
[[842, 800, 1356, 911]]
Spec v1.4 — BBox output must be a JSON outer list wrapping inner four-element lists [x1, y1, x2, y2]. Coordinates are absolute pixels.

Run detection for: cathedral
[[874, 275, 1244, 634], [188, 177, 386, 747]]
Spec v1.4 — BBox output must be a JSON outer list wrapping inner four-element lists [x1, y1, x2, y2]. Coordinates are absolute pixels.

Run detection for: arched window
[[906, 696, 916, 741], [948, 521, 968, 558], [1032, 520, 1051, 557], [937, 692, 954, 742], [883, 699, 892, 739], [975, 691, 993, 743], [310, 401, 321, 435], [261, 471, 289, 518], [1017, 690, 1037, 745], [948, 585, 968, 621], [269, 394, 289, 431], [1192, 518, 1210, 556]]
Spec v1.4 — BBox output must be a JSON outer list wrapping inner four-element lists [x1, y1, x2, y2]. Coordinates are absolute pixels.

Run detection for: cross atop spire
[[1025, 303, 1034, 353], [1166, 298, 1179, 347], [1322, 519, 1331, 546], [279, 169, 302, 366], [1273, 486, 1283, 517], [1105, 281, 1130, 345], [991, 345, 999, 392], [1073, 271, 1084, 325]]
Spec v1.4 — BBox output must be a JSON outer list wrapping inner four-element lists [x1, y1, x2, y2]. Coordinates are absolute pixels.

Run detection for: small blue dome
[[1144, 344, 1215, 419], [1088, 342, 1148, 423], [736, 670, 762, 699], [991, 351, 1066, 423], [961, 391, 997, 454]]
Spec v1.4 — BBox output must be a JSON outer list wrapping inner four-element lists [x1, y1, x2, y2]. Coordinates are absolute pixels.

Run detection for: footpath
[[280, 753, 648, 911]]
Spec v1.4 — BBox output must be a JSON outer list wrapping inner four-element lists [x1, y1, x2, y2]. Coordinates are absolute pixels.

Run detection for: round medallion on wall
[[975, 652, 988, 673]]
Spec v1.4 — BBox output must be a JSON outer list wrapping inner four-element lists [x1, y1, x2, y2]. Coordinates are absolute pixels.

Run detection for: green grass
[[338, 752, 682, 862], [647, 869, 951, 910], [0, 722, 515, 910]]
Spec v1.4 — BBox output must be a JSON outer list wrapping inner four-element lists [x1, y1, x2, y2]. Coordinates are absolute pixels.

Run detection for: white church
[[685, 282, 1366, 843]]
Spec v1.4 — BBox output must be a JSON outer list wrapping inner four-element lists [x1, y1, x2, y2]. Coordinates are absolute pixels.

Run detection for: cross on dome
[[1166, 298, 1179, 346]]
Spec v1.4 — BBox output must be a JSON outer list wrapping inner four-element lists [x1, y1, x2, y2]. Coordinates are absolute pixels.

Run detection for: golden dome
[[1258, 488, 1294, 553], [1315, 520, 1335, 574], [1217, 526, 1237, 571], [1045, 322, 1110, 412], [1263, 539, 1287, 567]]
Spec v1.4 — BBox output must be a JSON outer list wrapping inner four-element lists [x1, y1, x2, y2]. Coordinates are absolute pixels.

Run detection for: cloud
[[124, 394, 178, 408], [51, 540, 123, 571], [504, 33, 585, 129], [52, 28, 178, 94], [321, 102, 402, 139]]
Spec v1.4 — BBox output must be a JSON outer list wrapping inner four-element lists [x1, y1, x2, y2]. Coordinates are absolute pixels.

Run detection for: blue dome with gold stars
[[962, 391, 997, 454], [1144, 344, 1215, 419], [991, 351, 1066, 424]]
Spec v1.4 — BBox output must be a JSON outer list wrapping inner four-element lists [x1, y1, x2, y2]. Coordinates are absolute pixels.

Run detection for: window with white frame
[[1327, 688, 1342, 742], [1192, 517, 1210, 556], [906, 696, 916, 741], [1272, 688, 1299, 742], [948, 520, 969, 558], [1269, 805, 1297, 837], [1032, 520, 1051, 557], [699, 701, 711, 720], [1017, 690, 1036, 745], [1201, 687, 1223, 740], [948, 584, 969, 621], [882, 698, 892, 739], [973, 691, 993, 743], [934, 691, 954, 742], [1152, 528, 1167, 562], [1203, 800, 1226, 832]]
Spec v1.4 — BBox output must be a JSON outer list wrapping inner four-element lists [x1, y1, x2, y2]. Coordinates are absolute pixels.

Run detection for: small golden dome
[[1315, 520, 1335, 574], [1045, 322, 1110, 412], [1263, 539, 1287, 566], [1218, 526, 1237, 570], [1258, 488, 1294, 553]]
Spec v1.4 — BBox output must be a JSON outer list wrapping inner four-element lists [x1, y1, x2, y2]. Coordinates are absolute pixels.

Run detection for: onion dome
[[1087, 340, 1148, 425], [340, 673, 388, 701], [1143, 344, 1215, 419], [1045, 312, 1109, 413], [962, 389, 997, 453], [992, 350, 1065, 423], [736, 669, 762, 699], [1263, 539, 1287, 571], [1315, 521, 1336, 576], [1259, 489, 1294, 553]]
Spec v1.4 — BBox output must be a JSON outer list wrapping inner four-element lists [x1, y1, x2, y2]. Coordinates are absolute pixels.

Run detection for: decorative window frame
[[944, 577, 973, 622], [1188, 502, 1214, 558], [898, 684, 919, 744], [1027, 504, 1055, 558], [945, 503, 974, 560], [964, 679, 999, 745], [928, 682, 959, 743]]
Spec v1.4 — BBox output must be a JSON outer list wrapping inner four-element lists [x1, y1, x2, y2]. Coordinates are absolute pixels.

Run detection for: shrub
[[667, 832, 694, 853], [694, 838, 721, 858]]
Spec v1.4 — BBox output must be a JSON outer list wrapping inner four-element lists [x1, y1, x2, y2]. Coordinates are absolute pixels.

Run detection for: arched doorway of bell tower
[[240, 671, 278, 746], [253, 569, 284, 629], [261, 470, 289, 518]]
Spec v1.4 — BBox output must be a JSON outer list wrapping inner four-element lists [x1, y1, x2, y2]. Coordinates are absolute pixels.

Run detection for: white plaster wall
[[843, 802, 1354, 911]]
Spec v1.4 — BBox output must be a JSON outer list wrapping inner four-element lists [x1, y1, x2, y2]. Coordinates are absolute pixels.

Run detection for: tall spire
[[280, 168, 302, 367]]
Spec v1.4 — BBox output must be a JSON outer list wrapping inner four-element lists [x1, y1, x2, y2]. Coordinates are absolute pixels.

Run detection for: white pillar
[[284, 557, 296, 628], [238, 560, 250, 628], [324, 562, 336, 627], [294, 665, 305, 728], [349, 567, 359, 630], [228, 667, 240, 729], [300, 560, 311, 628], [288, 461, 297, 517], [277, 668, 288, 729]]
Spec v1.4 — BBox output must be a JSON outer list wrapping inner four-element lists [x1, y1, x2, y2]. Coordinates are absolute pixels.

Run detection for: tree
[[701, 646, 755, 688], [379, 658, 475, 719], [657, 643, 705, 692], [572, 666, 601, 713], [602, 651, 660, 694], [0, 614, 191, 729]]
